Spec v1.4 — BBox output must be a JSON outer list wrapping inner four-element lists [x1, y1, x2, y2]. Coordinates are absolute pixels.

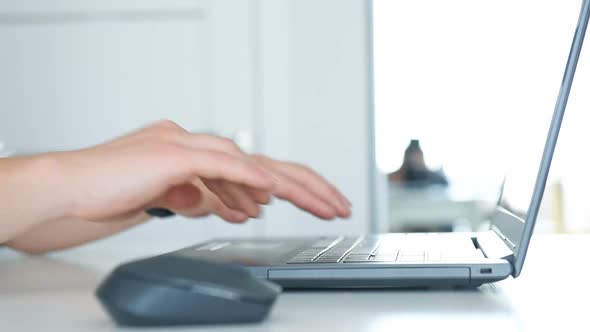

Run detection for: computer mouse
[[96, 255, 281, 326]]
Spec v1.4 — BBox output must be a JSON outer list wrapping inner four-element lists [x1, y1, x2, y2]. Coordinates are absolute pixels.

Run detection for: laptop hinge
[[475, 230, 515, 264]]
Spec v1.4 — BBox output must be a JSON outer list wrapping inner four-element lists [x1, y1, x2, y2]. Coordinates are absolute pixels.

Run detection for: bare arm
[[0, 155, 150, 253], [0, 155, 69, 245], [5, 212, 150, 254], [0, 120, 351, 254]]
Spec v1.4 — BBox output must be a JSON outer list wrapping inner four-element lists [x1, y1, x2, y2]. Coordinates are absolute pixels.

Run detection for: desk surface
[[1, 234, 588, 332]]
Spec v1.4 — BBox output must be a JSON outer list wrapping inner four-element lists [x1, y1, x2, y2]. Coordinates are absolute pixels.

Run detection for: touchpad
[[175, 239, 312, 266]]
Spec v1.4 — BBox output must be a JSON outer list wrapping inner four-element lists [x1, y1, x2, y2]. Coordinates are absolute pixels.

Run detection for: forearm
[[5, 211, 150, 254], [1, 153, 152, 254], [0, 154, 69, 245]]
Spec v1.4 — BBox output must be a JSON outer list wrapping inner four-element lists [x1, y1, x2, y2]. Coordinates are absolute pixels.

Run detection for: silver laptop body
[[169, 0, 590, 288]]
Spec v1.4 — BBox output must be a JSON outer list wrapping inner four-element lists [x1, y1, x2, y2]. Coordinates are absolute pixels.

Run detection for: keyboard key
[[374, 247, 400, 255], [399, 249, 424, 256], [426, 251, 442, 262], [313, 257, 339, 263], [331, 243, 357, 251], [370, 254, 397, 262], [398, 255, 424, 263], [315, 252, 348, 260], [287, 250, 321, 263], [343, 254, 371, 263], [349, 248, 376, 255], [289, 257, 315, 262], [317, 253, 344, 259], [349, 239, 380, 255]]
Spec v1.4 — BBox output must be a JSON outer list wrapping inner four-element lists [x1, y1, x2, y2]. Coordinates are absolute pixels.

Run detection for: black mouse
[[96, 255, 281, 326]]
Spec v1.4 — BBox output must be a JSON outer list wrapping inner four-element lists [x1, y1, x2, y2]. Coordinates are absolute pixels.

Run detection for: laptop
[[166, 0, 590, 288]]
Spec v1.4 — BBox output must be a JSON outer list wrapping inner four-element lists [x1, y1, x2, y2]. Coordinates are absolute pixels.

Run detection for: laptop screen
[[496, 1, 587, 226], [500, 0, 590, 276], [497, 118, 555, 222]]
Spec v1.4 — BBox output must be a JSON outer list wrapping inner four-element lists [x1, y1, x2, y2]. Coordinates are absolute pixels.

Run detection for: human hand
[[50, 121, 350, 224], [250, 154, 351, 220]]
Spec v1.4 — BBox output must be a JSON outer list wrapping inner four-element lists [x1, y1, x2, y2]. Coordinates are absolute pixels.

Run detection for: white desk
[[1, 234, 589, 332]]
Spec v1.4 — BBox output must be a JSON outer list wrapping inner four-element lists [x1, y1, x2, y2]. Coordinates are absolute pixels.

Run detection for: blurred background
[[0, 0, 588, 254], [373, 0, 590, 235]]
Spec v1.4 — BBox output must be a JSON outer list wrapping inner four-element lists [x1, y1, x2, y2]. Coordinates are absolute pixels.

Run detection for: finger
[[247, 187, 272, 205], [202, 180, 239, 212], [273, 161, 351, 217], [167, 134, 279, 184], [254, 155, 350, 218], [177, 197, 248, 223], [174, 148, 276, 190], [271, 174, 338, 220], [219, 182, 261, 218], [191, 178, 249, 223], [204, 180, 261, 218], [246, 162, 338, 220], [208, 193, 250, 223], [170, 181, 249, 223]]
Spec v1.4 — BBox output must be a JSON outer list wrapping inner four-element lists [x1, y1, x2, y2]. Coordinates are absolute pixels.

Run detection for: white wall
[[259, 0, 372, 237], [0, 0, 208, 152]]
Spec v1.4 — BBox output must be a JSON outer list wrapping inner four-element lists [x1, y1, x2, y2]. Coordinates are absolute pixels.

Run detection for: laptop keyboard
[[286, 234, 480, 264]]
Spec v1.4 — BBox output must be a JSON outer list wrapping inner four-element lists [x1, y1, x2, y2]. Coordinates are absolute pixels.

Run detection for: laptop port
[[480, 268, 492, 274]]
